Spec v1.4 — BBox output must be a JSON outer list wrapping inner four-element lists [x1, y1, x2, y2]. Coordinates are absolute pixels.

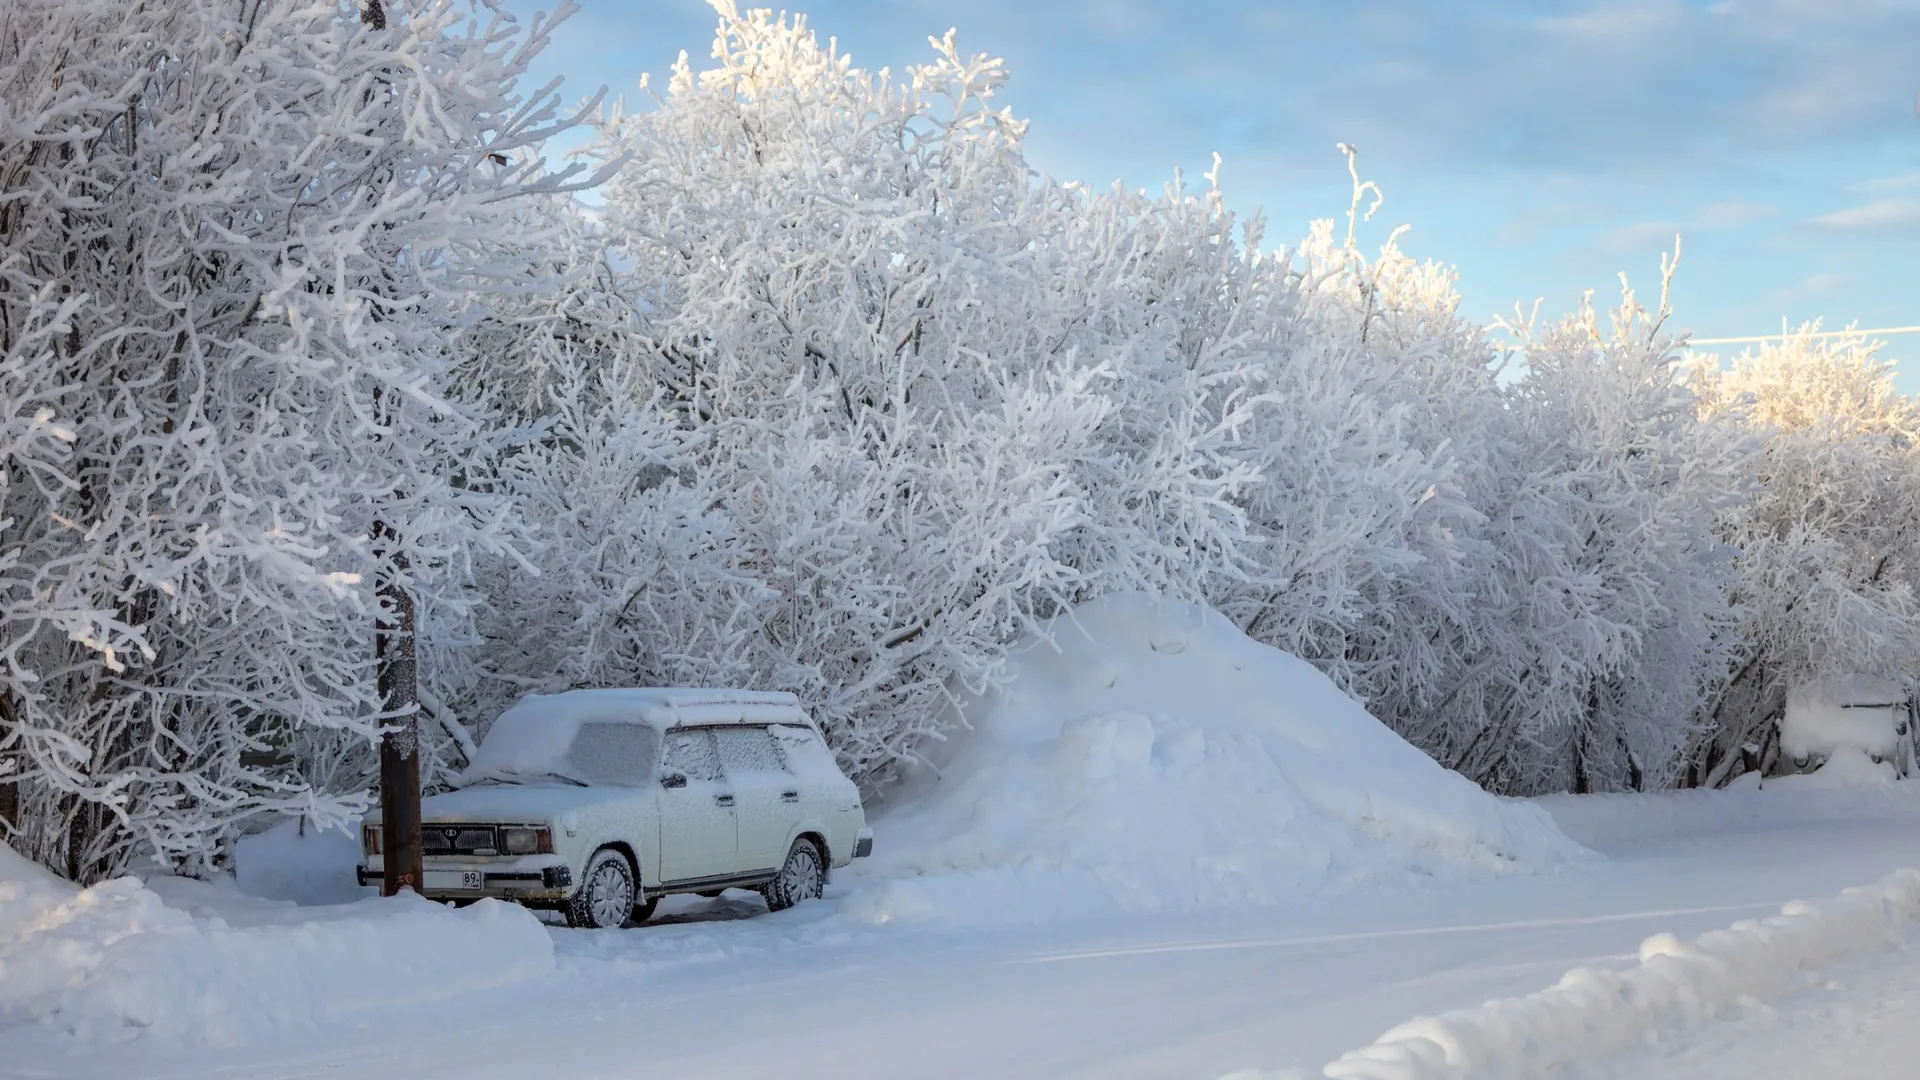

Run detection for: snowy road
[[8, 786, 1920, 1080]]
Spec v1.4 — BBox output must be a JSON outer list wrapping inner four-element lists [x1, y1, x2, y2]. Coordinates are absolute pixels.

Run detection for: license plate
[[424, 869, 483, 891]]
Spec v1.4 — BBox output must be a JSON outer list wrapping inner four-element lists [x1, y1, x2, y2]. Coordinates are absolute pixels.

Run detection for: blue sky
[[501, 0, 1920, 391]]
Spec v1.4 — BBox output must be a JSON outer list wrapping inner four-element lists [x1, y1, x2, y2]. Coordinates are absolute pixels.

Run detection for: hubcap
[[589, 861, 634, 927], [782, 846, 821, 899]]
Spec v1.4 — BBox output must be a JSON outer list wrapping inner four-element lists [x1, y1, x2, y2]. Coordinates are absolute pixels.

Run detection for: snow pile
[[1313, 866, 1920, 1080], [849, 594, 1585, 924], [0, 843, 552, 1044]]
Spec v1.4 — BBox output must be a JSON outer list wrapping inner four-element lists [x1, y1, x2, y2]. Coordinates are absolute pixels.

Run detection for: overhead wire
[[1687, 325, 1920, 346]]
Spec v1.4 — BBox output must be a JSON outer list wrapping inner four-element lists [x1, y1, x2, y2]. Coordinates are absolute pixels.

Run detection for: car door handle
[[714, 794, 735, 807], [781, 791, 800, 802]]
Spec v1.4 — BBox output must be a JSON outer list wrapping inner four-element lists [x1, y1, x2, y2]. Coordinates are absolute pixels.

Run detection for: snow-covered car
[[357, 688, 871, 928], [1778, 676, 1917, 778]]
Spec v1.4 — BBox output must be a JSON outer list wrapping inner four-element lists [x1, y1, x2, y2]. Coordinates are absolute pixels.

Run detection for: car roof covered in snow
[[465, 688, 815, 782]]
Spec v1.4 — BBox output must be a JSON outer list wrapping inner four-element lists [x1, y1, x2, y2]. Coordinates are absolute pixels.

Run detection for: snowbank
[[850, 594, 1585, 924], [0, 843, 552, 1044], [1313, 867, 1920, 1080]]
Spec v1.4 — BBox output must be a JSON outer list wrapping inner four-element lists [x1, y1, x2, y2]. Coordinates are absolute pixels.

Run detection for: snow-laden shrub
[[1475, 278, 1751, 794], [452, 7, 1797, 799], [1685, 332, 1920, 784], [0, 0, 604, 881], [460, 7, 1272, 784]]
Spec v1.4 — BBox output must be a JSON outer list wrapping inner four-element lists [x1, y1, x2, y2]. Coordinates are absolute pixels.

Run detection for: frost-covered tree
[[1458, 270, 1750, 794], [1276, 184, 1511, 726], [0, 0, 604, 881], [462, 6, 1281, 784], [1685, 331, 1920, 784], [450, 4, 1914, 802]]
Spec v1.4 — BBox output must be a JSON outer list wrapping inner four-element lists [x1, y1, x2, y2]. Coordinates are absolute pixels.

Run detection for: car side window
[[713, 725, 789, 778], [660, 728, 722, 783]]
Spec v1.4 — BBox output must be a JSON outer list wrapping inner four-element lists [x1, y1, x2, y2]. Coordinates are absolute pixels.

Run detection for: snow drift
[[0, 843, 552, 1044], [849, 595, 1585, 924], [1314, 866, 1920, 1080]]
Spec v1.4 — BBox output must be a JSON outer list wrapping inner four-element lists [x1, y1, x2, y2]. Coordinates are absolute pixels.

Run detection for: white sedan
[[358, 688, 872, 928]]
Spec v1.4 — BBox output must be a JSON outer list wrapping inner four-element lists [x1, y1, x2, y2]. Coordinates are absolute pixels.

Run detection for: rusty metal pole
[[375, 521, 422, 896]]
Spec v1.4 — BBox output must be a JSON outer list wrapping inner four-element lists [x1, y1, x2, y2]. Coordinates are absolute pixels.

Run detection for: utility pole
[[357, 0, 420, 899], [375, 519, 422, 896]]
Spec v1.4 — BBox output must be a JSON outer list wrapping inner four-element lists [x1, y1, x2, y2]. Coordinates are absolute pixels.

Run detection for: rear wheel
[[760, 838, 824, 913], [566, 848, 636, 929]]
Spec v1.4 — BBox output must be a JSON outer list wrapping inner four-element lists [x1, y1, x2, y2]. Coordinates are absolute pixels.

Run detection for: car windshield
[[563, 722, 661, 787]]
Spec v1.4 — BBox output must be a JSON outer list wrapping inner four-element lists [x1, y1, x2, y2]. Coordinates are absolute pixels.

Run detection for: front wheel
[[566, 848, 637, 929], [760, 838, 824, 913]]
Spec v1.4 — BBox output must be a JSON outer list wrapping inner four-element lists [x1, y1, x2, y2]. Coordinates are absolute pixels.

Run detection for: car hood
[[365, 784, 644, 824]]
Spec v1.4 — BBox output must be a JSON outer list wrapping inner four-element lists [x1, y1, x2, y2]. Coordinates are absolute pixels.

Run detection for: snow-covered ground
[[6, 599, 1919, 1078], [3, 782, 1917, 1080]]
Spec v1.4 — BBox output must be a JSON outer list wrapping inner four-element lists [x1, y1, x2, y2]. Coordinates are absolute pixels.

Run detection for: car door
[[655, 727, 737, 883], [712, 725, 800, 874]]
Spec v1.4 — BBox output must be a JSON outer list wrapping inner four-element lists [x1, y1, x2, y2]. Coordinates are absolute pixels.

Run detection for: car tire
[[760, 837, 824, 913], [566, 848, 637, 929], [632, 896, 659, 923]]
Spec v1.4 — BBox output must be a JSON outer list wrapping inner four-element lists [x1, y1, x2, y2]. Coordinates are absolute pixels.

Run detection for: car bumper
[[357, 863, 573, 900], [853, 827, 873, 859]]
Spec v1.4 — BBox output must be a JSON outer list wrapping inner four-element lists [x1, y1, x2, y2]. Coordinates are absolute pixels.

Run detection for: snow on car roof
[[466, 688, 812, 781]]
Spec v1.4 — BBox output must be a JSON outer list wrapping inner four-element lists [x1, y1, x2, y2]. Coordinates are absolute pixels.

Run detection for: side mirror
[[659, 771, 688, 790]]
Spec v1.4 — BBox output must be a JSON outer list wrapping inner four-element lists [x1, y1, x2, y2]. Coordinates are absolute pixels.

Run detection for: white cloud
[[1850, 173, 1920, 194], [1583, 200, 1776, 256], [1695, 200, 1776, 228], [1770, 272, 1846, 305], [1590, 220, 1685, 256], [1810, 200, 1920, 230]]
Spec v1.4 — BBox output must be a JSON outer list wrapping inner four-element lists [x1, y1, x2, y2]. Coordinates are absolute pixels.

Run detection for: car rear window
[[769, 724, 844, 784]]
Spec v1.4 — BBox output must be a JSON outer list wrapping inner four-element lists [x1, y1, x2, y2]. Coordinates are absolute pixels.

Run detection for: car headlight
[[363, 825, 382, 856], [500, 827, 552, 855]]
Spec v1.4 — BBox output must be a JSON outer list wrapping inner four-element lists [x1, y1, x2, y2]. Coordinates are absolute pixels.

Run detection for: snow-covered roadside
[[1299, 868, 1920, 1080], [11, 781, 1920, 1080], [1594, 922, 1920, 1080], [0, 844, 551, 1044]]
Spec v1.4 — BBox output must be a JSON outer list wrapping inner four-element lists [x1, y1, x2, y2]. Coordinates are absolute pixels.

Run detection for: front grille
[[420, 825, 497, 855]]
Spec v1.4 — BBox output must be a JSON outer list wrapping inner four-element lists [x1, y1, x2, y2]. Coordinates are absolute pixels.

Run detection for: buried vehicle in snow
[[1776, 675, 1918, 779], [357, 688, 872, 928]]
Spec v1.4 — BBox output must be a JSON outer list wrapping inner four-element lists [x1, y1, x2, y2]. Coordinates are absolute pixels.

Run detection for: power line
[[1687, 325, 1920, 347]]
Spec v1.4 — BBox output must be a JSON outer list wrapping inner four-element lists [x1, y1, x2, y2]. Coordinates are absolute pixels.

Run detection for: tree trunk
[[0, 691, 16, 842], [0, 779, 16, 844]]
